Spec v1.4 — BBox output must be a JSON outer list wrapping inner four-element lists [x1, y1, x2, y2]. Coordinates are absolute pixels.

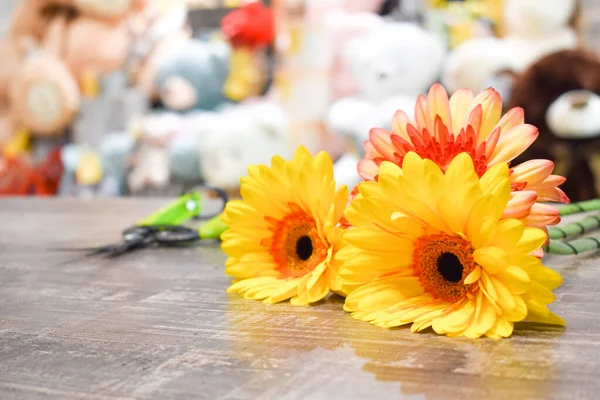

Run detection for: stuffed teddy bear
[[198, 100, 293, 197], [442, 0, 580, 95], [508, 49, 600, 202], [325, 21, 446, 149], [153, 39, 232, 113]]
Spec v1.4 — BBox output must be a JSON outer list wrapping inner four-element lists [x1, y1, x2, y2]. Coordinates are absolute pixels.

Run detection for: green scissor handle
[[137, 192, 202, 226]]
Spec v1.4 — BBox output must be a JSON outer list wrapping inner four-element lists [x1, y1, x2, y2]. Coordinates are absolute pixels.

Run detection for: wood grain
[[0, 198, 599, 400]]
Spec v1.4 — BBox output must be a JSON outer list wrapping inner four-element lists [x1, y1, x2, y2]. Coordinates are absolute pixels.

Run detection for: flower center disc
[[265, 203, 327, 279], [412, 233, 478, 303]]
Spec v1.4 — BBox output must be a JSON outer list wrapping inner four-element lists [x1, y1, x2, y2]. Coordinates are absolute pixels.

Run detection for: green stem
[[547, 213, 600, 240], [556, 199, 600, 216], [543, 235, 600, 255]]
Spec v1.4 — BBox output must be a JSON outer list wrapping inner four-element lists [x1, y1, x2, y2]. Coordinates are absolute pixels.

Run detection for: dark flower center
[[296, 235, 313, 261], [437, 252, 464, 283]]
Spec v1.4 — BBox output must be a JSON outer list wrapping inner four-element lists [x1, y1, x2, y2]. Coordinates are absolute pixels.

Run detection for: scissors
[[67, 185, 230, 258]]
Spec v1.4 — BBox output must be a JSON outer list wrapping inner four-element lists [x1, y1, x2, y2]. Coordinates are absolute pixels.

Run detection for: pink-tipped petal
[[449, 88, 474, 136], [529, 175, 567, 190], [368, 128, 395, 160], [391, 110, 413, 143], [471, 88, 502, 143], [484, 127, 501, 160], [488, 124, 539, 165], [494, 107, 525, 135], [524, 203, 561, 228], [363, 138, 379, 158], [467, 104, 482, 136], [357, 158, 379, 181], [534, 187, 571, 203], [531, 247, 544, 259], [503, 190, 537, 219], [510, 159, 554, 188], [427, 83, 451, 138], [415, 94, 430, 132]]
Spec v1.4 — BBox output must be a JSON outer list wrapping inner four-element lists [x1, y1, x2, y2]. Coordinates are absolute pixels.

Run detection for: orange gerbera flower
[[357, 83, 569, 233]]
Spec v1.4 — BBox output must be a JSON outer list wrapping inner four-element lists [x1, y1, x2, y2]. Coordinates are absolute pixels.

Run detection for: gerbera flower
[[338, 151, 564, 338], [357, 83, 569, 231], [221, 146, 348, 305]]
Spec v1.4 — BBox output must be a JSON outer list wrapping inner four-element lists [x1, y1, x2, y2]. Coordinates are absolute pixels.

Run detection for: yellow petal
[[489, 218, 524, 251], [486, 318, 514, 338], [480, 162, 510, 191], [343, 276, 425, 312], [516, 227, 548, 254], [473, 246, 509, 275], [378, 160, 404, 178], [466, 195, 502, 248], [464, 265, 481, 284]]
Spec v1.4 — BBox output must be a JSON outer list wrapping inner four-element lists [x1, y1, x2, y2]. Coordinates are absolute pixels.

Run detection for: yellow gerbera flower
[[357, 83, 569, 233], [221, 146, 348, 305], [338, 151, 564, 338]]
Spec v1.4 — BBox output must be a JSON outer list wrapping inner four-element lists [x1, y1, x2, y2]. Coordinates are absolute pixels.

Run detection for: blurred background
[[0, 0, 599, 201]]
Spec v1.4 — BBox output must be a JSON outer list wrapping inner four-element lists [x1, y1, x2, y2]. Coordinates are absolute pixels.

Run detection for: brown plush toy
[[508, 49, 600, 202], [7, 0, 147, 43], [9, 16, 81, 137]]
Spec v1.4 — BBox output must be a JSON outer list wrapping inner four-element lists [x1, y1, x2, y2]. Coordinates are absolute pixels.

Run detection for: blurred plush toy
[[221, 0, 275, 102], [130, 4, 192, 101], [332, 152, 363, 191], [442, 0, 580, 95], [127, 112, 181, 193], [321, 0, 386, 100], [502, 0, 580, 72], [326, 22, 446, 148], [7, 0, 147, 43], [169, 111, 221, 186], [508, 49, 600, 202], [198, 101, 293, 197], [126, 110, 217, 194], [153, 39, 232, 112], [99, 131, 136, 195], [62, 15, 132, 81], [0, 147, 63, 196], [10, 17, 80, 137]]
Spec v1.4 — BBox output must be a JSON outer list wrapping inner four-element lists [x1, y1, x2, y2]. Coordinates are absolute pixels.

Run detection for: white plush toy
[[442, 0, 579, 95], [198, 101, 293, 193], [325, 22, 446, 148]]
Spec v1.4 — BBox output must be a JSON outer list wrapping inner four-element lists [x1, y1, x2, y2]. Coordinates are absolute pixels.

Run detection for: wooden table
[[1, 198, 599, 400]]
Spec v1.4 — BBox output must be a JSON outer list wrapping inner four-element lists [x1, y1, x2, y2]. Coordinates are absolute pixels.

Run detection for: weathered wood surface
[[1, 198, 599, 400]]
